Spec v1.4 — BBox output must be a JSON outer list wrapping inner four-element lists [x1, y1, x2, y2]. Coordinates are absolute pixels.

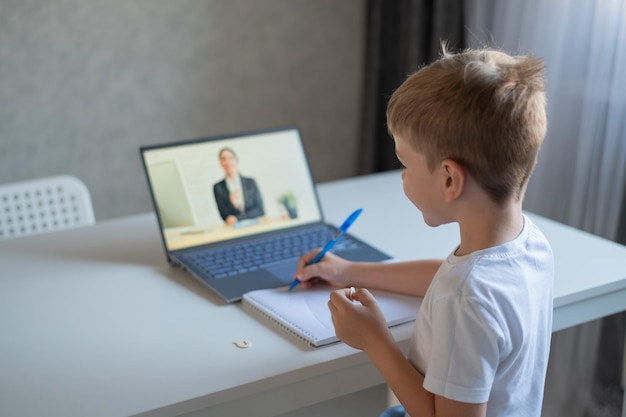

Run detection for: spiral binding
[[242, 295, 320, 348]]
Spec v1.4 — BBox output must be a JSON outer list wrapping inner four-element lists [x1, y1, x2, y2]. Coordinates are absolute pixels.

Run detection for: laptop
[[140, 126, 390, 302]]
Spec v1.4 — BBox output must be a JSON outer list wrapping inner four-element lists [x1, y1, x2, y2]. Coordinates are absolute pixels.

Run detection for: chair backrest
[[0, 175, 95, 240]]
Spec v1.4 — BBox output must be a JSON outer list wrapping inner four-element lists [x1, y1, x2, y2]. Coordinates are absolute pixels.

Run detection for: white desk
[[1, 171, 626, 417]]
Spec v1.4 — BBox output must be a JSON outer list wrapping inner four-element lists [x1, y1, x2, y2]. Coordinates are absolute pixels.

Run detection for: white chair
[[0, 175, 95, 240]]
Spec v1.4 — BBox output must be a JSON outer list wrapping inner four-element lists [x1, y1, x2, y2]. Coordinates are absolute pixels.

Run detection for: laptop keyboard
[[183, 225, 361, 279]]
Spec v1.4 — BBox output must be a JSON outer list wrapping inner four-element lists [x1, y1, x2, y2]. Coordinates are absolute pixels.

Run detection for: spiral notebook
[[242, 285, 422, 348]]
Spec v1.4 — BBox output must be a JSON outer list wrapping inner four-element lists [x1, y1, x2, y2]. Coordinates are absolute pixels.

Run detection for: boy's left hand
[[328, 288, 391, 351]]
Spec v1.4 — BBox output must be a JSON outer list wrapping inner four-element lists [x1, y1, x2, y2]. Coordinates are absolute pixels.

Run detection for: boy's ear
[[440, 159, 465, 202]]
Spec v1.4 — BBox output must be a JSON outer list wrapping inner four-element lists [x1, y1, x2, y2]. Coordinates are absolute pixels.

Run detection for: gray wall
[[0, 0, 366, 221]]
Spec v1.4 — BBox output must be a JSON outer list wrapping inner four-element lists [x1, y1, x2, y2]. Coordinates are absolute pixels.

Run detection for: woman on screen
[[213, 147, 265, 225]]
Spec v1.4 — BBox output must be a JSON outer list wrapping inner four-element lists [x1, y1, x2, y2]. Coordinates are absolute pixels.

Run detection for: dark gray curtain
[[617, 187, 626, 245], [590, 193, 626, 416], [589, 313, 625, 416], [359, 0, 465, 174]]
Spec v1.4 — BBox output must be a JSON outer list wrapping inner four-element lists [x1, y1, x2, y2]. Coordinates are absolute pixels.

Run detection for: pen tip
[[288, 279, 300, 292]]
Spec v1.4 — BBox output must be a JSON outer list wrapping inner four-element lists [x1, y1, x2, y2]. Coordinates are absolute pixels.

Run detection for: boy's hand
[[293, 250, 351, 289], [328, 288, 391, 351]]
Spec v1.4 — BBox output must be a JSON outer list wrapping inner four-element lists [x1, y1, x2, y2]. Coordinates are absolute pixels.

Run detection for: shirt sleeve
[[422, 294, 504, 404]]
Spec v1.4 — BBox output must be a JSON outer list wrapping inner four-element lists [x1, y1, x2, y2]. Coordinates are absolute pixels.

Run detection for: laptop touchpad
[[265, 258, 299, 283]]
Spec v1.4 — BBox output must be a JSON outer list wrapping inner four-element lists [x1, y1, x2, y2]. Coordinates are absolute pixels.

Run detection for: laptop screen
[[141, 127, 323, 252]]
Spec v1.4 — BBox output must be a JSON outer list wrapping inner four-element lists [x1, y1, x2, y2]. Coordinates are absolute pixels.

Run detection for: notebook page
[[242, 285, 421, 348]]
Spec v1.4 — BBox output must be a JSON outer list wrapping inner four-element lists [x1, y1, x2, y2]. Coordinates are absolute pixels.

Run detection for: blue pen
[[288, 208, 363, 292]]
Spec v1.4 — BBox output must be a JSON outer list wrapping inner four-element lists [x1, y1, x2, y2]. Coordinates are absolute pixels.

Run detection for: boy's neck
[[455, 197, 524, 256]]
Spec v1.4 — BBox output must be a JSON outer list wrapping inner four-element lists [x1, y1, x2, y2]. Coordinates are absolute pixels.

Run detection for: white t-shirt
[[407, 215, 554, 417]]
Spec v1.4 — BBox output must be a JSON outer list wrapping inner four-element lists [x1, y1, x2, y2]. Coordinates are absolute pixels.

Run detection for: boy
[[293, 47, 554, 417]]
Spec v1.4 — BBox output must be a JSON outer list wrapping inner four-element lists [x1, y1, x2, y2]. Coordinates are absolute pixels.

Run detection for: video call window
[[142, 129, 323, 251]]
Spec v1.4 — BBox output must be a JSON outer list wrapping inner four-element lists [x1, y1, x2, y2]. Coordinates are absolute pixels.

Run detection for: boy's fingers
[[347, 286, 356, 301], [329, 288, 352, 305], [294, 262, 321, 282], [294, 249, 324, 280], [352, 288, 375, 306]]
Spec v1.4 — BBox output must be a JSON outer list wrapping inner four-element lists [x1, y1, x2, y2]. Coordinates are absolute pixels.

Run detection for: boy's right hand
[[293, 250, 352, 289]]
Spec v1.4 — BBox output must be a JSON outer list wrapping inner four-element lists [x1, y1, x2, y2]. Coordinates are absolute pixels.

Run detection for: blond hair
[[386, 46, 547, 203]]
